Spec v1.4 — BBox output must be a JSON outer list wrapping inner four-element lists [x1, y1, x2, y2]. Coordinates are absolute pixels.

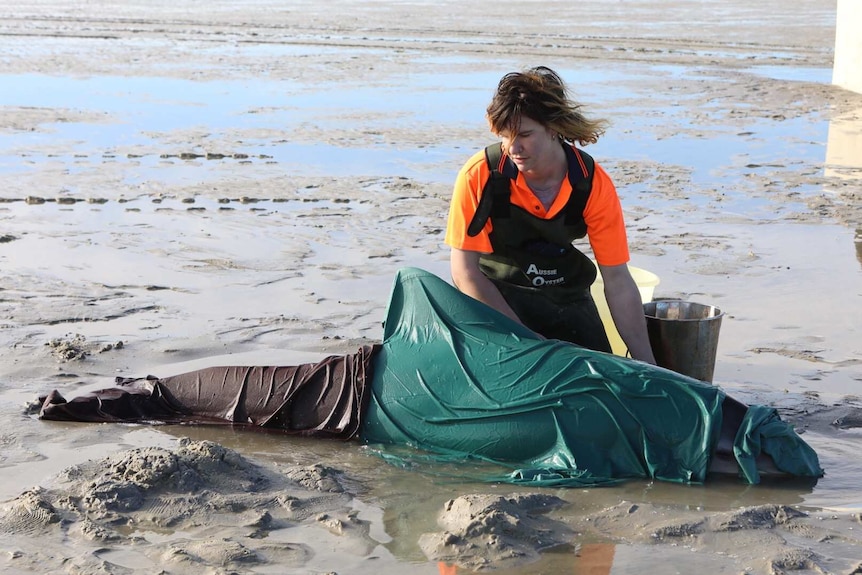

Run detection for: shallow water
[[10, 410, 856, 574], [0, 58, 841, 199]]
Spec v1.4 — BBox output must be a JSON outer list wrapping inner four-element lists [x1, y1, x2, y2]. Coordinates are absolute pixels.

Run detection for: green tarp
[[38, 266, 822, 486], [362, 267, 823, 486]]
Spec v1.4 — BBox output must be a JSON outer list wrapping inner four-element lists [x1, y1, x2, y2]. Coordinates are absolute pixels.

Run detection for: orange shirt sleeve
[[445, 150, 494, 253], [584, 162, 630, 266]]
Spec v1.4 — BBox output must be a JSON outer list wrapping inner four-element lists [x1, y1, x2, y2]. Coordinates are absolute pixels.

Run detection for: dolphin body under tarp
[[39, 267, 823, 486]]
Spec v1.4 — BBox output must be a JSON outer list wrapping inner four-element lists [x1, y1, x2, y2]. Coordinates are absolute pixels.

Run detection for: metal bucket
[[643, 300, 724, 383]]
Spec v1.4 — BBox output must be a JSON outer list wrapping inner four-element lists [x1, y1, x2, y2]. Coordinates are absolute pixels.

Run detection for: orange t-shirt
[[445, 146, 630, 266]]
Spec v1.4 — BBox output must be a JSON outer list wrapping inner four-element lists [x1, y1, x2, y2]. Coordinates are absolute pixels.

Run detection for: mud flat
[[1, 1, 862, 573]]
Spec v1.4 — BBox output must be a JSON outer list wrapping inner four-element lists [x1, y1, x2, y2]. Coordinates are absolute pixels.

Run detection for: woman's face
[[497, 115, 559, 174]]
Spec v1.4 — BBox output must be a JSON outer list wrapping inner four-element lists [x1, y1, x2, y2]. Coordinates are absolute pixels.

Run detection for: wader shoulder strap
[[466, 143, 595, 237], [563, 146, 595, 225], [467, 144, 511, 237]]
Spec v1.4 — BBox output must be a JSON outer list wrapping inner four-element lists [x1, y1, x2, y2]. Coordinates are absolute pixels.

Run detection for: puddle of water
[[802, 430, 862, 511], [746, 65, 833, 83], [0, 425, 175, 501], [0, 57, 841, 203], [0, 71, 487, 182], [0, 59, 657, 177]]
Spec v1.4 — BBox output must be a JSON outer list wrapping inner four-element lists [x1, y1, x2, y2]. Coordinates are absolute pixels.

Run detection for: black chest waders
[[466, 143, 612, 352]]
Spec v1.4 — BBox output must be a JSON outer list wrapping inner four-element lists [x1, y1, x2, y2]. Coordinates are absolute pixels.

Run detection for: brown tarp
[[39, 344, 380, 439]]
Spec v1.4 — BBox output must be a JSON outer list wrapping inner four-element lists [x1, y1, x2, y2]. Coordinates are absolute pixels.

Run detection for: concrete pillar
[[833, 0, 862, 93]]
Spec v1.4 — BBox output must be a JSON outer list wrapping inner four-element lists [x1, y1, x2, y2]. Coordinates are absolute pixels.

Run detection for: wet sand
[[2, 1, 862, 573]]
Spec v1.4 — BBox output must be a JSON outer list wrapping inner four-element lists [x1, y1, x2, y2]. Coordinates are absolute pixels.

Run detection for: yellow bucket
[[590, 264, 660, 356]]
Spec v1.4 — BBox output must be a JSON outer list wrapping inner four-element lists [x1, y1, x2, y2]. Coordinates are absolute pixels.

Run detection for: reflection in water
[[825, 110, 862, 180], [575, 544, 616, 575], [436, 543, 617, 574], [824, 107, 862, 267]]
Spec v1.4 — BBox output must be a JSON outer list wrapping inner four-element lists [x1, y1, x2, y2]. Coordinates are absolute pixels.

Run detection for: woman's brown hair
[[486, 66, 609, 146]]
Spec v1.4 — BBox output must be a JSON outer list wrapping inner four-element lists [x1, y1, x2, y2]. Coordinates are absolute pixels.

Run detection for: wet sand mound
[[574, 500, 862, 574], [418, 488, 862, 573], [0, 439, 374, 574], [419, 493, 573, 570]]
